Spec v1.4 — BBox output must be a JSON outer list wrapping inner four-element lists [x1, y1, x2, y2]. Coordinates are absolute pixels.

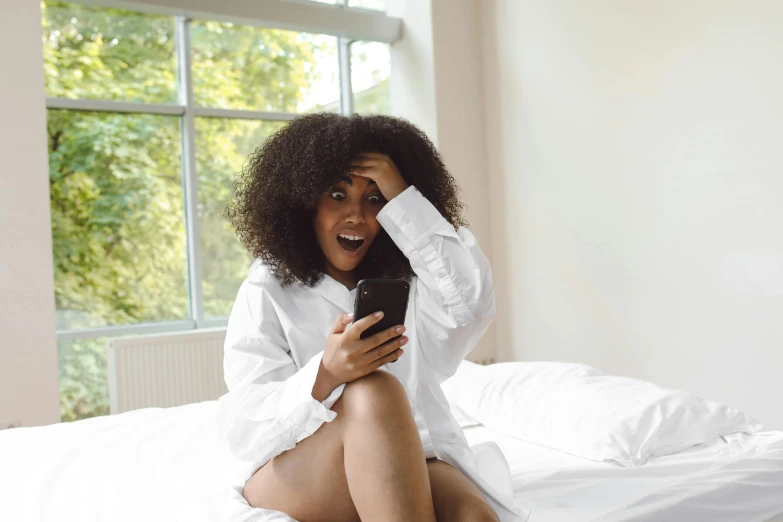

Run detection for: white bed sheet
[[463, 425, 783, 522], [0, 401, 235, 522], [1, 401, 782, 522]]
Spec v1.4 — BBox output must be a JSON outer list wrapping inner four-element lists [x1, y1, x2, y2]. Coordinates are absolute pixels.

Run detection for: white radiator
[[107, 326, 496, 415], [108, 328, 227, 414]]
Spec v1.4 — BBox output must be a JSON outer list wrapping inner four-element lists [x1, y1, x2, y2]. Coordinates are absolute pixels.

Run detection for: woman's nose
[[344, 201, 365, 223]]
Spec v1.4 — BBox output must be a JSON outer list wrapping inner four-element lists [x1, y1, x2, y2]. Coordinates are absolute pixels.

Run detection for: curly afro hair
[[225, 113, 467, 287]]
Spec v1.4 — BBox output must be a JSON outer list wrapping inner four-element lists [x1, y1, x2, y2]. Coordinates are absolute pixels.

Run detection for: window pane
[[42, 1, 177, 103], [348, 0, 387, 11], [59, 338, 109, 422], [48, 110, 188, 330], [351, 41, 391, 114], [195, 118, 285, 318], [191, 21, 339, 113]]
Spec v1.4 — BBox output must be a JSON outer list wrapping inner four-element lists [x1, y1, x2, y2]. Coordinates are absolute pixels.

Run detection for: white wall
[[430, 0, 495, 363], [481, 0, 783, 429], [390, 0, 496, 362], [0, 0, 61, 427]]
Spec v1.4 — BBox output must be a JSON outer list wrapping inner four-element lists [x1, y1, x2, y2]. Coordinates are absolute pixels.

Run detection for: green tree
[[43, 1, 336, 420]]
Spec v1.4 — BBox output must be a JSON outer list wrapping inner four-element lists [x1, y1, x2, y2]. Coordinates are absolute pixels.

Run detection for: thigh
[[242, 400, 359, 522], [427, 459, 498, 522]]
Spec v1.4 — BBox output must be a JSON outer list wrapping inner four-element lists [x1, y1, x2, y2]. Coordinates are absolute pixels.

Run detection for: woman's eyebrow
[[346, 175, 378, 188]]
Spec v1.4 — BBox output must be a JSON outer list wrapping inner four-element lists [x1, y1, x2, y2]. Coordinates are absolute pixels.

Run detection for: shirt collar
[[249, 258, 356, 312], [313, 273, 356, 312]]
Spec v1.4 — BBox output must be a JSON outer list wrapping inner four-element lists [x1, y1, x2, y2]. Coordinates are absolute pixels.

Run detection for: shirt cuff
[[280, 351, 344, 438], [376, 185, 452, 253]]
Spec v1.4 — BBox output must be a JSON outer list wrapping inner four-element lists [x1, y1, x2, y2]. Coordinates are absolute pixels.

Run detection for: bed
[[4, 353, 783, 522], [465, 425, 783, 522], [1, 398, 782, 522]]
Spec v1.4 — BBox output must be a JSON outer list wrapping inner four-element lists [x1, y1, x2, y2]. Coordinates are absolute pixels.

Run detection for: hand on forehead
[[345, 174, 377, 187], [351, 152, 391, 167]]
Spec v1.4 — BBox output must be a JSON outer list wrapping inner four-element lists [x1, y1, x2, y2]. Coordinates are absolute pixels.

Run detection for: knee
[[443, 494, 500, 522], [339, 370, 409, 418]]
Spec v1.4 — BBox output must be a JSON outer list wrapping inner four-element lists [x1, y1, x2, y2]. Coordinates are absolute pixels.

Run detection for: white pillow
[[443, 361, 600, 430], [443, 361, 763, 466]]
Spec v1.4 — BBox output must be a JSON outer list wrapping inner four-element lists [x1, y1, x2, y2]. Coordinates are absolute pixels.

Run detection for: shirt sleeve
[[216, 267, 345, 464], [376, 185, 496, 383]]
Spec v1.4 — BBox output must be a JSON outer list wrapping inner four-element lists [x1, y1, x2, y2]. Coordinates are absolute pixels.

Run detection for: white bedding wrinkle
[[462, 425, 783, 522], [443, 361, 763, 466], [1, 399, 781, 522], [0, 403, 230, 522]]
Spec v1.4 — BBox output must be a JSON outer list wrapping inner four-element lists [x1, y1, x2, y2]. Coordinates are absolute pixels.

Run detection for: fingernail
[[400, 337, 408, 345], [396, 326, 405, 333], [346, 313, 354, 318], [374, 311, 383, 318]]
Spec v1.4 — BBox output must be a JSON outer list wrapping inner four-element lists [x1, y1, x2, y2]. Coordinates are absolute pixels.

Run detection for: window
[[190, 21, 340, 113], [349, 0, 386, 11], [310, 0, 388, 10], [43, 0, 395, 421], [58, 338, 110, 422], [43, 2, 178, 103], [48, 110, 188, 331], [310, 0, 386, 11], [351, 41, 390, 114], [195, 118, 283, 317]]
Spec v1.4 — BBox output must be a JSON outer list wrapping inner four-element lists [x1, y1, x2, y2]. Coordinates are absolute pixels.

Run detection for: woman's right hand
[[321, 312, 407, 388]]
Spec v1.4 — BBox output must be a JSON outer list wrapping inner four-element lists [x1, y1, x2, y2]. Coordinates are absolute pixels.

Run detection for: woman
[[218, 113, 522, 522]]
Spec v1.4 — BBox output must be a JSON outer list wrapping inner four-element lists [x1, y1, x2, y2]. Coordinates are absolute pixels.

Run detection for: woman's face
[[313, 175, 386, 278]]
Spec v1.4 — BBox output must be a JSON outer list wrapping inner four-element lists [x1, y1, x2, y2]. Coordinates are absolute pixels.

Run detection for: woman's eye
[[367, 194, 384, 204], [330, 191, 345, 200]]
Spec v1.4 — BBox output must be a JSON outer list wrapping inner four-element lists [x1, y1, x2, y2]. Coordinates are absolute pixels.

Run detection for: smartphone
[[353, 279, 410, 340]]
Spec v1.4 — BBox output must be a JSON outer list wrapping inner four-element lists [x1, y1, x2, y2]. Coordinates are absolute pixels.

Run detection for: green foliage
[[42, 2, 177, 103], [43, 1, 335, 421], [58, 338, 110, 422], [190, 21, 338, 113], [48, 109, 188, 331], [196, 118, 283, 317]]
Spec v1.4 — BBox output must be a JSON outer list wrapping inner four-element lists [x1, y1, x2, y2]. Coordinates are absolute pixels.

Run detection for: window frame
[[49, 0, 397, 343]]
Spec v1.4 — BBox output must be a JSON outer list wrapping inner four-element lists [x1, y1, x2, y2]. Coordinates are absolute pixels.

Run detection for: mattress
[[1, 401, 781, 522]]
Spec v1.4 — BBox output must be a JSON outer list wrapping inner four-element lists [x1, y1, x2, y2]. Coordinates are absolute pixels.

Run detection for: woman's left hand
[[350, 153, 409, 201]]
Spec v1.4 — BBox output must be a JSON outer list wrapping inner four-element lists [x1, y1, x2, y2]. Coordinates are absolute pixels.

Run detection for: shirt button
[[437, 270, 447, 279], [401, 214, 411, 224]]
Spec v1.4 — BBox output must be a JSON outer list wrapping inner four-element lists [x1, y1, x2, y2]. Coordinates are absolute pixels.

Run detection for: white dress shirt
[[217, 186, 526, 522]]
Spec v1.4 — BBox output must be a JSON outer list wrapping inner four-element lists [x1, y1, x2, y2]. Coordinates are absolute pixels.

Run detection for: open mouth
[[337, 233, 365, 252]]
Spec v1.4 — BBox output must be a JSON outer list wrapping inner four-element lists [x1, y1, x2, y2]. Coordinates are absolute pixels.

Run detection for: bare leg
[[427, 459, 500, 522], [243, 370, 437, 522], [341, 371, 436, 521]]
